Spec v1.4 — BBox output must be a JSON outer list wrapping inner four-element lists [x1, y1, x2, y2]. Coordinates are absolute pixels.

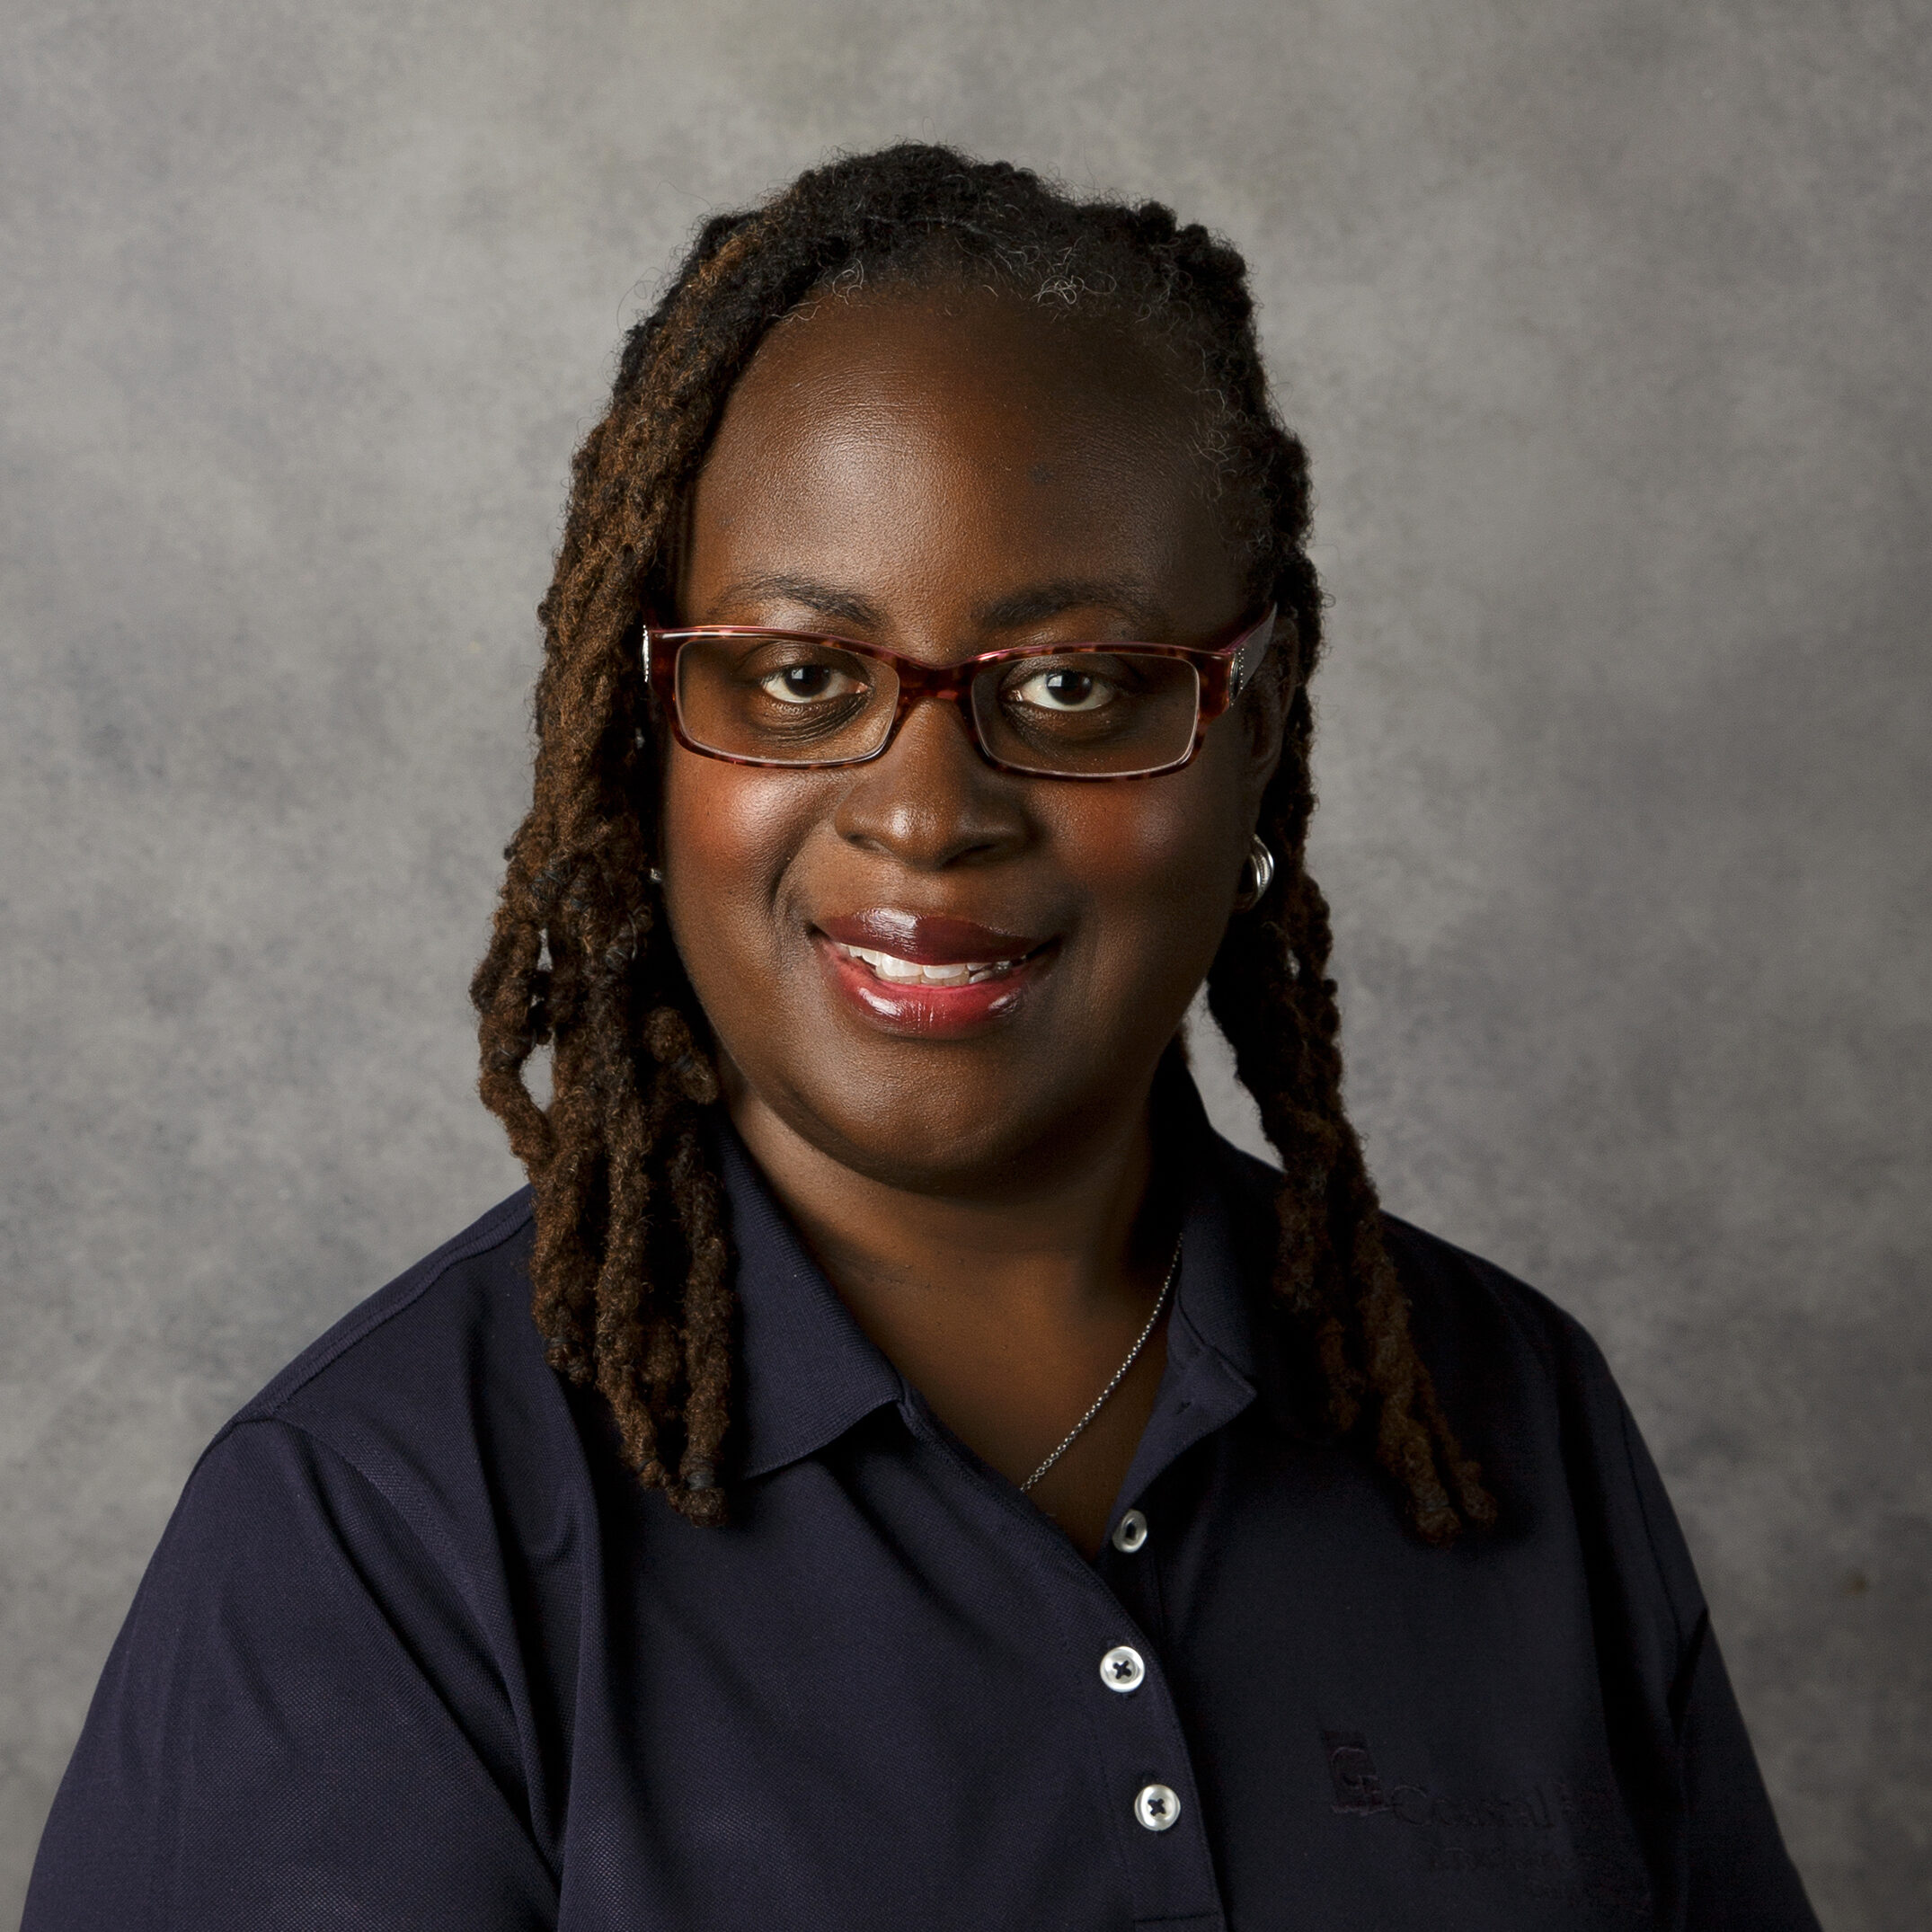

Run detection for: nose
[[831, 691, 1033, 871]]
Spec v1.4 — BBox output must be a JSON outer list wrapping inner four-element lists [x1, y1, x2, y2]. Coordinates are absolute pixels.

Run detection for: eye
[[1009, 665, 1114, 713], [758, 662, 864, 705]]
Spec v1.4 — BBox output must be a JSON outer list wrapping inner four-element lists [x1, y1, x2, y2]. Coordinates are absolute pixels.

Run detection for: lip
[[812, 909, 1058, 1040], [815, 909, 1045, 965]]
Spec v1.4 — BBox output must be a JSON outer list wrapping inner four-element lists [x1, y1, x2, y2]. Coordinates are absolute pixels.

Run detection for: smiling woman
[[24, 146, 1820, 1932]]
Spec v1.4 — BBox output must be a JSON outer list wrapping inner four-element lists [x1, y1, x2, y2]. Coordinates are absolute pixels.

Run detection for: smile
[[834, 944, 1027, 988], [811, 915, 1056, 1041]]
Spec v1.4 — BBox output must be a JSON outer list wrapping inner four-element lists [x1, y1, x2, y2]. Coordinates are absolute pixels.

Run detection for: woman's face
[[662, 289, 1285, 1195]]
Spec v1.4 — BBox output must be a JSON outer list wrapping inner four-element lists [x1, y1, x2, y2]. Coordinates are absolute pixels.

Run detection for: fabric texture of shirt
[[26, 1079, 1819, 1930]]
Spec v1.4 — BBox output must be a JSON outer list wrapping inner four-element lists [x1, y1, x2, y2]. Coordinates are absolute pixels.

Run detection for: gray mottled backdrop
[[4, 0, 1927, 1924]]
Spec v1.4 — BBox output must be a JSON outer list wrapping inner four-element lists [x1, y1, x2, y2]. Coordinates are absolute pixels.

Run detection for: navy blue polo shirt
[[26, 1082, 1817, 1930]]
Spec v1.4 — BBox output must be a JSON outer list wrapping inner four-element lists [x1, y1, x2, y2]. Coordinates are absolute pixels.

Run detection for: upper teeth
[[840, 944, 1018, 986]]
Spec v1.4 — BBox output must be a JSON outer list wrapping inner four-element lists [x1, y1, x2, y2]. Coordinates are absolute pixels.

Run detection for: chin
[[790, 1066, 1132, 1200]]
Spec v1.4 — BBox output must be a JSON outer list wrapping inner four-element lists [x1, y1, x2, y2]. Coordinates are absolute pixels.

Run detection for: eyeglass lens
[[672, 634, 1203, 777]]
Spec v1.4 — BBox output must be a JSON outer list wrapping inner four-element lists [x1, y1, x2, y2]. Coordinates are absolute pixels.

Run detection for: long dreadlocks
[[470, 144, 1493, 1542]]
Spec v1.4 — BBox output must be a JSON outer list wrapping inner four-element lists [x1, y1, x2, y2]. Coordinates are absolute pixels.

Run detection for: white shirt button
[[1135, 1783, 1182, 1831], [1100, 1644, 1145, 1693], [1111, 1509, 1149, 1554]]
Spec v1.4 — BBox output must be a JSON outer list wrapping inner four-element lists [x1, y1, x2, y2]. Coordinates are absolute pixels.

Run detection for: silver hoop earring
[[649, 865, 665, 886], [1233, 835, 1275, 912]]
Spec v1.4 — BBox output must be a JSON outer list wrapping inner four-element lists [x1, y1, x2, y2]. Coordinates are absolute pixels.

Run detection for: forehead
[[680, 288, 1241, 627]]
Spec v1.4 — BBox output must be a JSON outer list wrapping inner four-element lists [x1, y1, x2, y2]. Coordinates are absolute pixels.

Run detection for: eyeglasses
[[643, 608, 1273, 781]]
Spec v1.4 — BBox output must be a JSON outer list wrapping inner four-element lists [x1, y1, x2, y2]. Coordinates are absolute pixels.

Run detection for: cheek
[[1048, 763, 1245, 975], [659, 743, 820, 975]]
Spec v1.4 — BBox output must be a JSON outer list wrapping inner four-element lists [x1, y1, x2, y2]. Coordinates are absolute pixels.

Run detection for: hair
[[470, 143, 1494, 1543]]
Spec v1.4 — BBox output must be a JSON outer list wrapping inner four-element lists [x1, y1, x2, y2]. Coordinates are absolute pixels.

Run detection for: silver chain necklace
[[1020, 1241, 1182, 1493]]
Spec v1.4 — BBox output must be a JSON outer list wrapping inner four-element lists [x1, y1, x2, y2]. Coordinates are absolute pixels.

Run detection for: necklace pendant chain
[[1019, 1240, 1182, 1494]]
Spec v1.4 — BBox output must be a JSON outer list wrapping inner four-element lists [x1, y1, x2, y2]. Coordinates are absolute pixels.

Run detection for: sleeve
[[22, 1418, 557, 1931], [1591, 1350, 1821, 1932], [1675, 1619, 1819, 1931]]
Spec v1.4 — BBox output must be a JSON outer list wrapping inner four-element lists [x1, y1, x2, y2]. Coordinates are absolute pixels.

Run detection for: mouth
[[830, 942, 1034, 988], [812, 911, 1057, 1037]]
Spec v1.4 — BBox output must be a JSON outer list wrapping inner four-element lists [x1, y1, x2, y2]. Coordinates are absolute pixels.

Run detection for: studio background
[[4, 1, 1927, 1925]]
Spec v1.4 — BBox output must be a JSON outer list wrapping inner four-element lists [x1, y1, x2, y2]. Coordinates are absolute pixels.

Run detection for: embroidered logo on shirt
[[1323, 1730, 1386, 1813], [1316, 1730, 1654, 1918]]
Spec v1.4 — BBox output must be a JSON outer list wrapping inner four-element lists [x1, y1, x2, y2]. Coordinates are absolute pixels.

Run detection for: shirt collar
[[717, 1067, 1295, 1486], [716, 1126, 908, 1483]]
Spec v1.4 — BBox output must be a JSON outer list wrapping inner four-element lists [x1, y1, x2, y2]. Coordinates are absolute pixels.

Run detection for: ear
[[1236, 630, 1298, 815]]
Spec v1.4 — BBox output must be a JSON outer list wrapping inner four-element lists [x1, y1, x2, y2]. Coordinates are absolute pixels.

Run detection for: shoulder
[[1382, 1207, 1709, 1645], [1209, 1131, 1618, 1411], [1376, 1211, 1661, 1514], [1208, 1130, 1705, 1642], [229, 1188, 539, 1446], [30, 1194, 572, 1927], [188, 1189, 577, 1591], [122, 1188, 592, 1744], [1378, 1210, 1617, 1396]]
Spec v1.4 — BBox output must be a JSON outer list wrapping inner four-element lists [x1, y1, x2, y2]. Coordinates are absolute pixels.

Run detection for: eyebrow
[[703, 572, 1171, 636], [972, 579, 1170, 634], [705, 572, 884, 630]]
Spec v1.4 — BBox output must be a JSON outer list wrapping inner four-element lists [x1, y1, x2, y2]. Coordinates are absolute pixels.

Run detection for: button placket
[[1073, 1624, 1211, 1918], [905, 1347, 1226, 1922], [1089, 1630, 1205, 1916], [1078, 1488, 1215, 1915]]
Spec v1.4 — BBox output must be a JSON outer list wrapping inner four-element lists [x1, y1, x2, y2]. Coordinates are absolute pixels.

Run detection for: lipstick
[[813, 910, 1056, 1037]]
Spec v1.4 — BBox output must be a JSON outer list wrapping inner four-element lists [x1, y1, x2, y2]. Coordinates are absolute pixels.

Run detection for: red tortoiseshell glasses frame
[[643, 607, 1275, 781]]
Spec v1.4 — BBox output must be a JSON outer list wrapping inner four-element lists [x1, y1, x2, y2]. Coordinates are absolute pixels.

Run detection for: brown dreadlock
[[470, 144, 1493, 1542]]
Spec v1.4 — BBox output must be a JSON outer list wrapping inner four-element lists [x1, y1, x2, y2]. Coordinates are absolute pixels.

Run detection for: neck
[[722, 1072, 1174, 1328], [723, 1059, 1187, 1550]]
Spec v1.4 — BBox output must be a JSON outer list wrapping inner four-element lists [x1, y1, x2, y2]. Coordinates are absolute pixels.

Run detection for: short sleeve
[[1674, 1617, 1818, 1928], [1574, 1329, 1821, 1931], [23, 1419, 556, 1931]]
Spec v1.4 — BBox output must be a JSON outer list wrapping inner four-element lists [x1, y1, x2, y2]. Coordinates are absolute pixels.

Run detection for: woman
[[26, 146, 1818, 1930]]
